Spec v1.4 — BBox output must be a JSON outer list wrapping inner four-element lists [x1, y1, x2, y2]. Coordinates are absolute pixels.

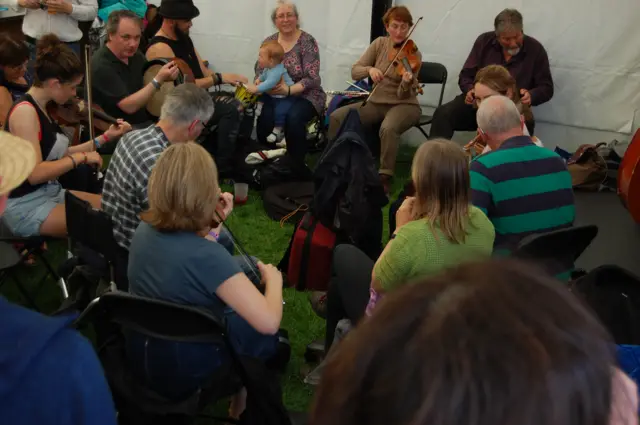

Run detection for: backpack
[[263, 182, 314, 225], [565, 143, 609, 191], [571, 265, 640, 345]]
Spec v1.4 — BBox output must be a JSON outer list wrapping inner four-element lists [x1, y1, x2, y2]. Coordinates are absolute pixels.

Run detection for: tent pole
[[370, 0, 392, 42]]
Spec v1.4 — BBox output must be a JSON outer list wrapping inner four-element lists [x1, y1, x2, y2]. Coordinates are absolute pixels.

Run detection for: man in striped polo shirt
[[470, 95, 574, 254]]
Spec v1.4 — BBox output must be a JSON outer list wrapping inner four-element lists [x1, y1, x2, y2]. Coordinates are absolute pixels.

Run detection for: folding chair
[[513, 224, 599, 280], [65, 191, 119, 285], [0, 220, 65, 311], [74, 291, 299, 425], [414, 61, 448, 139]]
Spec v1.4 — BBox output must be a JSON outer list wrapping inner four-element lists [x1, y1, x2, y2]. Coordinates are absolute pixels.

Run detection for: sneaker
[[275, 137, 287, 149], [266, 129, 282, 144]]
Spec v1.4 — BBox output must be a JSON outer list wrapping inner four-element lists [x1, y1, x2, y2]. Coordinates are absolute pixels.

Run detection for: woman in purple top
[[255, 1, 326, 167]]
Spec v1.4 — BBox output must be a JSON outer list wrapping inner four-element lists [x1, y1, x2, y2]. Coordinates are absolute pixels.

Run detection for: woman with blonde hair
[[323, 139, 495, 351], [127, 142, 283, 415]]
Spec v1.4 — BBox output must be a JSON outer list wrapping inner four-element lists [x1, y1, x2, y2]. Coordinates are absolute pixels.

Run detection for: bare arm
[[0, 87, 11, 129], [216, 272, 283, 335], [352, 37, 381, 81], [116, 83, 158, 115], [8, 104, 83, 184]]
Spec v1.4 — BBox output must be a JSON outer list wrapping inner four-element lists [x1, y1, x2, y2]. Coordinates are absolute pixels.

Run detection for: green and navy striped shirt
[[470, 136, 575, 254]]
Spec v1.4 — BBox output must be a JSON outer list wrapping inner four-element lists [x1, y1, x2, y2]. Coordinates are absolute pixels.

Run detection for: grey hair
[[271, 1, 300, 28], [477, 95, 522, 135], [494, 8, 523, 34], [105, 10, 142, 40], [159, 84, 214, 126]]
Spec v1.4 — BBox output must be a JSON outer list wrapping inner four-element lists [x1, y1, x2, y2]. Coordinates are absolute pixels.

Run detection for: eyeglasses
[[276, 13, 296, 20]]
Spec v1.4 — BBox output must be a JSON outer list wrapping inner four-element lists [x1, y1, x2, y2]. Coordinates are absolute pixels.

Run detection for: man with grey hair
[[431, 8, 553, 140], [470, 96, 574, 258], [91, 10, 179, 127], [102, 83, 223, 288]]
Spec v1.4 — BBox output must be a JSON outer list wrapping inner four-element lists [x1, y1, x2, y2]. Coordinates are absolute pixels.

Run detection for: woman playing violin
[[3, 34, 131, 238], [327, 6, 422, 194]]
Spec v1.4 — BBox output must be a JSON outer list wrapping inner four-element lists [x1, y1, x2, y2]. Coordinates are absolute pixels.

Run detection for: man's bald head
[[477, 95, 523, 135]]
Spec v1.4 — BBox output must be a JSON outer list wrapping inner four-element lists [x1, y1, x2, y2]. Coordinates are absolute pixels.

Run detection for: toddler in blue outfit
[[246, 40, 294, 146]]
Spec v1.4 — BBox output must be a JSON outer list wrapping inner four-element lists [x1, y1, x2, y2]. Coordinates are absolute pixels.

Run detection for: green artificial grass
[[1, 146, 415, 414]]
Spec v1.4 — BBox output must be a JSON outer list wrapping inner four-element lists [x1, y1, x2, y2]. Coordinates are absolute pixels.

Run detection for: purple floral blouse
[[256, 30, 326, 114]]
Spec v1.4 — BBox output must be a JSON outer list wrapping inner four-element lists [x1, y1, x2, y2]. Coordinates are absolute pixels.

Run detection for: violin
[[363, 16, 424, 106], [388, 39, 423, 95], [463, 134, 487, 158], [47, 98, 118, 134]]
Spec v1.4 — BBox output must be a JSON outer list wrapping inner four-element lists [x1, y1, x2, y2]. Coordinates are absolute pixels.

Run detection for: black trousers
[[200, 92, 243, 173], [429, 94, 535, 139], [325, 244, 373, 352], [256, 96, 317, 163]]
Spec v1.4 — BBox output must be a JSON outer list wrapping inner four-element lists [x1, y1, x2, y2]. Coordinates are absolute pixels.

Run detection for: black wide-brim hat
[[158, 0, 200, 20]]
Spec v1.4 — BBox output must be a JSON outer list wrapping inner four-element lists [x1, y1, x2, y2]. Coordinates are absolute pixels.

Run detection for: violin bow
[[84, 45, 95, 141], [362, 16, 423, 107], [214, 211, 262, 286]]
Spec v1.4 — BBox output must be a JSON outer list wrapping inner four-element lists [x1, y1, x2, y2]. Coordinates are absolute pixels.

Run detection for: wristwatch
[[151, 78, 161, 90]]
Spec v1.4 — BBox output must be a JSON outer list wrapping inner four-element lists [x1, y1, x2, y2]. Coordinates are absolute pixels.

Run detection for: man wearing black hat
[[146, 0, 250, 177]]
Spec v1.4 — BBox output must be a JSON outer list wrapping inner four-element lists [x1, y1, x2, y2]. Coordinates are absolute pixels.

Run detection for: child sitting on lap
[[246, 40, 294, 146]]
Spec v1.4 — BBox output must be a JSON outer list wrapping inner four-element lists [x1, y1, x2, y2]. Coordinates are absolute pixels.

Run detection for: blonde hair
[[261, 40, 285, 64], [142, 143, 220, 232], [411, 140, 471, 244]]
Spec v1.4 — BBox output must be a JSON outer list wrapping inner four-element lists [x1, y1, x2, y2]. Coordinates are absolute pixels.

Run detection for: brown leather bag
[[567, 143, 607, 190]]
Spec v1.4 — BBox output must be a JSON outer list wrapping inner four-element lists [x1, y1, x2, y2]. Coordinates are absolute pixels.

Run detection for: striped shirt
[[470, 135, 575, 253], [101, 125, 169, 250]]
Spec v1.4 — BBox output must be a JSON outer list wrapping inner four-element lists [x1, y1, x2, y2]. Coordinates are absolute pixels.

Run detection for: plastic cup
[[234, 182, 249, 205]]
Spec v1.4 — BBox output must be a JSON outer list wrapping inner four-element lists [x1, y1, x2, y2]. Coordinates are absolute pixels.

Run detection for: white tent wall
[[189, 0, 372, 103], [395, 0, 640, 150], [188, 0, 640, 152]]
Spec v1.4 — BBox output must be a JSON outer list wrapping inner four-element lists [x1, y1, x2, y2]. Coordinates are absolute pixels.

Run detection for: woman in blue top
[[127, 142, 284, 418], [0, 34, 32, 127]]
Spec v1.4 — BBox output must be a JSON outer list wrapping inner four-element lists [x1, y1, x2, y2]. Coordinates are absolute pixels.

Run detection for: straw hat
[[0, 131, 37, 196]]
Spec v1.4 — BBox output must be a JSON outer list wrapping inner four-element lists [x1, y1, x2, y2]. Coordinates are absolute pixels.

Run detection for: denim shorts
[[3, 182, 65, 237]]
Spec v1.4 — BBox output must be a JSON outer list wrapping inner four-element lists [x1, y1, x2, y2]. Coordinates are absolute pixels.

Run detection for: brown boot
[[379, 174, 392, 195]]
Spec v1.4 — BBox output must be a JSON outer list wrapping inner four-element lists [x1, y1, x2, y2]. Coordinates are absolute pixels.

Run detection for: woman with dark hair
[[311, 259, 639, 425], [3, 34, 131, 237], [0, 34, 31, 127]]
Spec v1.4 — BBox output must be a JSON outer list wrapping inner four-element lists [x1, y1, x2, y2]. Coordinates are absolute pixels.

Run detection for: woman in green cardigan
[[324, 139, 495, 351]]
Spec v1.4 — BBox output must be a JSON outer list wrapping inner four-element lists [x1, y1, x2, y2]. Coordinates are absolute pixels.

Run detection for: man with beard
[[429, 8, 554, 139], [145, 0, 249, 177], [91, 10, 179, 128]]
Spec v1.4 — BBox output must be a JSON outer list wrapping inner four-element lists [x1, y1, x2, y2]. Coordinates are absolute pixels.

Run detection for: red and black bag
[[285, 212, 336, 292]]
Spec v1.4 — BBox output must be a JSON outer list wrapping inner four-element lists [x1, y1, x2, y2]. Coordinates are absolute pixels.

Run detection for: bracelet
[[208, 229, 219, 240], [211, 74, 216, 86], [215, 72, 222, 85], [287, 86, 291, 96], [93, 138, 101, 149], [151, 78, 161, 90], [102, 133, 110, 143], [67, 154, 77, 169]]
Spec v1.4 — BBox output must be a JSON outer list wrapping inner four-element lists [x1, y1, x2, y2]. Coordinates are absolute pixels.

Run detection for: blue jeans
[[256, 95, 317, 162]]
